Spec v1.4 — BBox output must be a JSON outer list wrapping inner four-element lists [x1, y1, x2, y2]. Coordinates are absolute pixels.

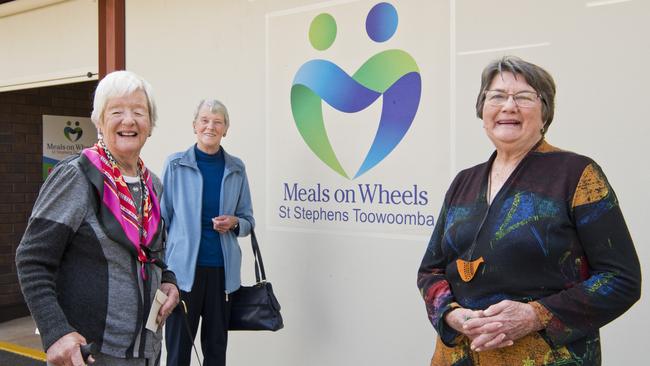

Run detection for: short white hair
[[91, 70, 158, 128], [193, 99, 229, 128]]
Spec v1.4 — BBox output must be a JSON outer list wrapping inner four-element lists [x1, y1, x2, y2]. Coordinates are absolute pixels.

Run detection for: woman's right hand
[[445, 307, 513, 351], [445, 307, 483, 334], [212, 215, 238, 233], [46, 332, 93, 366]]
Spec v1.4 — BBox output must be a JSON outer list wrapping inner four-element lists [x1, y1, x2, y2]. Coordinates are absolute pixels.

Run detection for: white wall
[[0, 0, 97, 91], [125, 0, 648, 365]]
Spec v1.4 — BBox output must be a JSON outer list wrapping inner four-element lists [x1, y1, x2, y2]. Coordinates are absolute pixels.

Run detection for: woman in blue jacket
[[162, 99, 254, 366]]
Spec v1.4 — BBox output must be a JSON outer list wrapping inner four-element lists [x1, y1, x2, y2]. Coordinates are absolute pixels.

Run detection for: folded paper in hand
[[146, 289, 167, 332]]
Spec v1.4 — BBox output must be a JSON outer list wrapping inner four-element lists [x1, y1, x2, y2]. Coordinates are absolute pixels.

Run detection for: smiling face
[[482, 72, 544, 152], [194, 105, 228, 154], [99, 89, 151, 165]]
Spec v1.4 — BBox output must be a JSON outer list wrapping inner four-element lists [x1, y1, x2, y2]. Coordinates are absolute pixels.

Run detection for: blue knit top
[[195, 144, 225, 267]]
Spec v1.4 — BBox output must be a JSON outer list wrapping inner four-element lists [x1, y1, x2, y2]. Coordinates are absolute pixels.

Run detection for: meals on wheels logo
[[268, 1, 435, 233], [290, 2, 421, 179], [43, 115, 96, 179], [64, 120, 83, 142]]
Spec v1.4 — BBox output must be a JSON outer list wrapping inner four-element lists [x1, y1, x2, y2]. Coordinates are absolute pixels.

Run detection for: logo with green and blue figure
[[291, 2, 421, 179]]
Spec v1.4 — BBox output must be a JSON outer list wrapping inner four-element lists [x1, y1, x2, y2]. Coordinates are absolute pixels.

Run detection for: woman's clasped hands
[[445, 300, 544, 352], [212, 215, 239, 233]]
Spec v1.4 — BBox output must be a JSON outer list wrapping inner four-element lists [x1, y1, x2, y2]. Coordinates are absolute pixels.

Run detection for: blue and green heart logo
[[291, 2, 421, 179], [64, 120, 83, 142]]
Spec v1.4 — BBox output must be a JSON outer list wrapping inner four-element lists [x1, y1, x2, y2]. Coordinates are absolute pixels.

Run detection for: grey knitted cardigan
[[16, 154, 176, 360]]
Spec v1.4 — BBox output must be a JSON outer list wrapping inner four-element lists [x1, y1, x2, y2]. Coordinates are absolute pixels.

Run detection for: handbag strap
[[250, 229, 267, 283]]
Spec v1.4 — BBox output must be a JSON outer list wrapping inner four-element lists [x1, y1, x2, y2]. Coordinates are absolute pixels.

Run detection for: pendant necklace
[[455, 164, 497, 282]]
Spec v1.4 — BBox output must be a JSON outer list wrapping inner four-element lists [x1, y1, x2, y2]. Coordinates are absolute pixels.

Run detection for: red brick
[[25, 173, 43, 183], [0, 152, 27, 162], [0, 94, 26, 104], [52, 98, 76, 108], [0, 283, 21, 295], [0, 214, 24, 224], [19, 88, 39, 96], [2, 163, 41, 174], [38, 87, 58, 97], [26, 95, 51, 105], [11, 144, 41, 154], [13, 123, 40, 134], [0, 204, 11, 213], [12, 203, 34, 213], [0, 273, 18, 284], [13, 223, 26, 233], [75, 99, 92, 109], [40, 106, 55, 115], [8, 114, 36, 124], [26, 134, 41, 144], [0, 233, 19, 244], [0, 113, 11, 123], [62, 90, 83, 99], [0, 191, 24, 201], [0, 293, 25, 304], [0, 224, 13, 232], [62, 108, 79, 116], [12, 133, 27, 144], [12, 183, 40, 193], [26, 163, 42, 173], [12, 104, 41, 115], [0, 164, 24, 173], [0, 244, 13, 255], [27, 154, 42, 163], [70, 110, 91, 118], [0, 263, 11, 274], [0, 254, 13, 265], [0, 175, 25, 183], [0, 145, 10, 152]]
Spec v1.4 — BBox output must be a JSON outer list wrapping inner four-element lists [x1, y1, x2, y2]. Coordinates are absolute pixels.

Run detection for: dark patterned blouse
[[417, 141, 641, 366]]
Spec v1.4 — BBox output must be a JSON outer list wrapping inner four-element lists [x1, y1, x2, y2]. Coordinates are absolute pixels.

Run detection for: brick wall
[[0, 81, 97, 322]]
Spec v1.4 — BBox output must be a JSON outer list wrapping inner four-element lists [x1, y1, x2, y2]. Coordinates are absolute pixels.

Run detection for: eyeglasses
[[484, 90, 541, 108]]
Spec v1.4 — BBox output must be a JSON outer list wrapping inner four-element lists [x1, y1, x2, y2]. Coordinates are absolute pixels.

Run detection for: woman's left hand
[[212, 215, 239, 233], [462, 300, 543, 352], [157, 282, 180, 326]]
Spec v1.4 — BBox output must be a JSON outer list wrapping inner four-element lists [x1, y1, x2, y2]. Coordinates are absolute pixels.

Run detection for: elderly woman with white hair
[[16, 70, 179, 366], [161, 99, 254, 366]]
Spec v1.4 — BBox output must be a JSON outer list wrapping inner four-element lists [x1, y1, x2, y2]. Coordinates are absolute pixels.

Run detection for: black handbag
[[228, 229, 284, 331]]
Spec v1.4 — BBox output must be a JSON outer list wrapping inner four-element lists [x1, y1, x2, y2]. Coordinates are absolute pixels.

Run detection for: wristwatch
[[231, 222, 239, 232]]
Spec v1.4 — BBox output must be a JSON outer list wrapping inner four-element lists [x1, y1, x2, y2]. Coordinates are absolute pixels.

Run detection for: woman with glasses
[[417, 56, 640, 366], [161, 99, 255, 366]]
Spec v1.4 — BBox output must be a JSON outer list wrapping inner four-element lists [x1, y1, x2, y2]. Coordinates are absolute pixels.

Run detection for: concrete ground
[[0, 316, 42, 351], [0, 316, 206, 365]]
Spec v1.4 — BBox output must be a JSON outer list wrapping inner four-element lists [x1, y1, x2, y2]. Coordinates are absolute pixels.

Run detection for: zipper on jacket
[[219, 165, 234, 294]]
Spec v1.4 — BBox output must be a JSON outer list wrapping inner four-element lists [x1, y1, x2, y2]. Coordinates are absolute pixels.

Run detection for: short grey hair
[[476, 56, 556, 133], [193, 99, 230, 127], [91, 70, 158, 128]]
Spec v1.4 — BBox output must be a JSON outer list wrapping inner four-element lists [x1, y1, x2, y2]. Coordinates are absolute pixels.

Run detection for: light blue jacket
[[161, 145, 254, 293]]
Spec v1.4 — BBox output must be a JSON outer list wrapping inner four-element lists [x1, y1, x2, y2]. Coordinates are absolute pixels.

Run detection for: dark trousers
[[166, 267, 230, 366]]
